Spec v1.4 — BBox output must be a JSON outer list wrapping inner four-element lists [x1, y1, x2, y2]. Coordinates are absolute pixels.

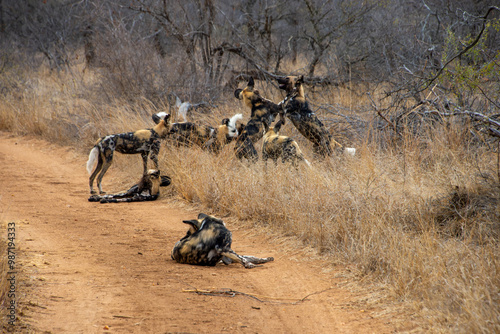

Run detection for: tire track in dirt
[[0, 132, 408, 333]]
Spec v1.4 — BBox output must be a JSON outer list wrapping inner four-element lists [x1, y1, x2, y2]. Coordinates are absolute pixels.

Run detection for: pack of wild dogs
[[86, 75, 355, 269]]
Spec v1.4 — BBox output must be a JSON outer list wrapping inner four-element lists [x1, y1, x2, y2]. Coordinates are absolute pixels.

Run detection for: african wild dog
[[234, 77, 283, 161], [88, 169, 167, 203], [262, 120, 310, 168], [277, 75, 343, 158], [167, 113, 243, 153], [204, 113, 243, 153], [86, 113, 171, 194], [168, 122, 215, 148], [171, 213, 274, 269]]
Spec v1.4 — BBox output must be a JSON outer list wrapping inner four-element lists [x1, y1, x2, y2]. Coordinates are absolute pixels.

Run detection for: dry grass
[[0, 63, 499, 333]]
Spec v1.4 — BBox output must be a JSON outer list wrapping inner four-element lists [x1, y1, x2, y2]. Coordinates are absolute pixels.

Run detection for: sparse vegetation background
[[0, 1, 499, 332]]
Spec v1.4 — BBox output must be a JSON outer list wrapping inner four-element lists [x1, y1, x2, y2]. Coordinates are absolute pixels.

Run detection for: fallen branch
[[420, 109, 500, 138], [182, 287, 334, 305]]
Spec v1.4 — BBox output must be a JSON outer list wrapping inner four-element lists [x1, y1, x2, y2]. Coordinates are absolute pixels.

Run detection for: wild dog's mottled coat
[[168, 122, 215, 148], [234, 77, 282, 161], [88, 169, 166, 203], [168, 114, 242, 153], [171, 213, 274, 269], [277, 76, 341, 158], [262, 120, 310, 167], [205, 113, 243, 153], [86, 114, 170, 194]]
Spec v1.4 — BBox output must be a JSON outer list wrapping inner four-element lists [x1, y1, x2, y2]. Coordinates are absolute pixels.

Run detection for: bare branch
[[418, 6, 500, 93]]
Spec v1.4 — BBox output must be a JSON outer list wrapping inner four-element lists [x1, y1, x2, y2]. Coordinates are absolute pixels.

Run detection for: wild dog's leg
[[150, 141, 160, 169], [141, 152, 149, 175], [221, 250, 273, 269], [243, 138, 258, 162], [96, 157, 113, 194], [221, 251, 256, 268], [89, 153, 104, 194], [262, 150, 269, 171], [312, 143, 327, 159], [239, 254, 274, 264]]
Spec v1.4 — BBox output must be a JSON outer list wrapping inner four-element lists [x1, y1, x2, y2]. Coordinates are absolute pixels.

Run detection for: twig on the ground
[[182, 287, 335, 305]]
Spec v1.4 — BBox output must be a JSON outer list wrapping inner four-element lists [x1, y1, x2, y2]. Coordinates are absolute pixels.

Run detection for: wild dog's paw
[[244, 262, 259, 269]]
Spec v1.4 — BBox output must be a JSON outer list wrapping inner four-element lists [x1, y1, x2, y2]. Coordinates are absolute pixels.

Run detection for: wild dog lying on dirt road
[[88, 169, 168, 203], [234, 77, 283, 162], [171, 213, 274, 269], [262, 120, 311, 168], [86, 113, 171, 194], [277, 75, 343, 158], [168, 113, 243, 153]]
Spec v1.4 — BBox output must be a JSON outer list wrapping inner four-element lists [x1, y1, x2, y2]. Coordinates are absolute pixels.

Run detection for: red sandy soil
[[0, 132, 417, 333]]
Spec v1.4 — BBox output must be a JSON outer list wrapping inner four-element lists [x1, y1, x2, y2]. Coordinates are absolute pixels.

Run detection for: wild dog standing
[[171, 213, 274, 269], [277, 76, 342, 158], [262, 120, 310, 168], [88, 169, 167, 203], [234, 77, 283, 161], [86, 113, 171, 194], [168, 113, 243, 153]]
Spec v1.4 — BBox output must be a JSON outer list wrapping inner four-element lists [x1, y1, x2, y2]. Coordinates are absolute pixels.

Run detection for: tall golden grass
[[0, 62, 499, 333]]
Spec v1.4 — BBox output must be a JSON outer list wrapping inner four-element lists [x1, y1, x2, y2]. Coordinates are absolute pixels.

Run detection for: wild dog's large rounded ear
[[183, 219, 202, 232], [234, 88, 243, 99], [152, 114, 161, 124], [248, 77, 255, 89], [276, 76, 286, 84], [198, 213, 209, 220], [296, 75, 304, 85], [160, 175, 172, 187], [263, 120, 270, 133], [221, 118, 229, 125], [274, 119, 283, 132], [198, 213, 224, 225]]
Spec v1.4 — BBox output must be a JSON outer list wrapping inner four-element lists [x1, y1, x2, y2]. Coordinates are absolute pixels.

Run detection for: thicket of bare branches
[[1, 0, 499, 140]]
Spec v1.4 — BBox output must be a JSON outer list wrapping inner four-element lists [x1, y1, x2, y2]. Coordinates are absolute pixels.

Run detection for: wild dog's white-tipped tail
[[178, 102, 190, 122], [175, 95, 182, 108], [229, 113, 243, 128], [86, 147, 99, 175], [228, 113, 243, 136], [344, 147, 356, 156]]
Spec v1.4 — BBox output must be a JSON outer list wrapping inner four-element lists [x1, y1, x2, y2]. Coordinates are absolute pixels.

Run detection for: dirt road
[[0, 132, 409, 333]]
